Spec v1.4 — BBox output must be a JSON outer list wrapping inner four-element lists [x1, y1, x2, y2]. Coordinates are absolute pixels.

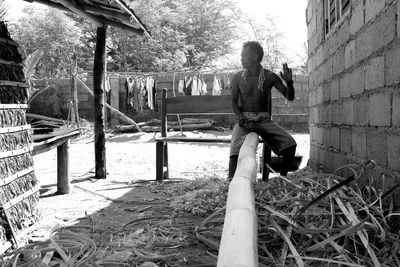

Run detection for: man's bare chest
[[239, 76, 274, 96]]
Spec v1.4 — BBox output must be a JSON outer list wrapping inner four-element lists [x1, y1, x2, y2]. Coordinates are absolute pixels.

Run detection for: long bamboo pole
[[217, 132, 259, 267]]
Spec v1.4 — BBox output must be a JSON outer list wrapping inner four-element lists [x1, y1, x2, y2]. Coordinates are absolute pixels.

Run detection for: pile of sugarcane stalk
[[197, 165, 400, 267]]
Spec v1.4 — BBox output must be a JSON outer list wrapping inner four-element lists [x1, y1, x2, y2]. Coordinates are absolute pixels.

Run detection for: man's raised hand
[[280, 63, 293, 83]]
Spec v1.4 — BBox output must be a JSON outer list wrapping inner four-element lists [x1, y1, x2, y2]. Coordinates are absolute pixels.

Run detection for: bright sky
[[238, 0, 308, 65], [7, 0, 308, 66]]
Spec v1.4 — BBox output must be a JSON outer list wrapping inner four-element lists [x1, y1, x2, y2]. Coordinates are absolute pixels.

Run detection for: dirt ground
[[31, 129, 310, 266]]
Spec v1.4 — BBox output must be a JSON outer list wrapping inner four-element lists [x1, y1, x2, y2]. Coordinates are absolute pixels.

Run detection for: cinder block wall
[[307, 0, 400, 184]]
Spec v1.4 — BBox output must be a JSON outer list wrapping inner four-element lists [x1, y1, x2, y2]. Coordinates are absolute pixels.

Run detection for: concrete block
[[315, 126, 323, 144], [398, 0, 400, 37], [387, 135, 400, 171], [318, 146, 326, 166], [369, 93, 391, 126], [367, 132, 387, 166], [334, 152, 347, 174], [323, 127, 331, 146], [342, 100, 354, 125], [372, 5, 396, 53], [339, 73, 351, 99], [350, 65, 365, 96], [331, 20, 350, 54], [350, 0, 364, 34], [352, 129, 367, 159], [317, 86, 323, 105], [344, 40, 356, 69], [332, 103, 341, 125], [331, 78, 340, 101], [321, 104, 332, 124], [353, 98, 369, 126], [365, 0, 385, 23], [365, 56, 384, 90], [331, 127, 340, 150], [310, 143, 318, 162], [393, 92, 400, 126], [355, 25, 373, 62], [385, 45, 400, 85], [332, 49, 345, 76], [322, 83, 330, 103], [325, 150, 335, 172], [340, 128, 352, 153]]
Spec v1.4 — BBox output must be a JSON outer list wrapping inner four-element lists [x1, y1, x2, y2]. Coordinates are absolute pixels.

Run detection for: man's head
[[241, 41, 264, 69]]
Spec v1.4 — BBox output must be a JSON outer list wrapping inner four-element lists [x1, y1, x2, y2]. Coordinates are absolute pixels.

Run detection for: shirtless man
[[229, 41, 297, 179]]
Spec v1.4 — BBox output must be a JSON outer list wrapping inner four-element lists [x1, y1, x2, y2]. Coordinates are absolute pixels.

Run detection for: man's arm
[[273, 63, 295, 101], [231, 74, 243, 120]]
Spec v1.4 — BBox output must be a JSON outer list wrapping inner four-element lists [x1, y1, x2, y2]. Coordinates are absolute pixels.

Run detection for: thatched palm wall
[[0, 21, 39, 252]]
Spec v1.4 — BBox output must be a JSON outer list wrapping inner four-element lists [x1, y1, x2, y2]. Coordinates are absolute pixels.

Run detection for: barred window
[[324, 0, 351, 35]]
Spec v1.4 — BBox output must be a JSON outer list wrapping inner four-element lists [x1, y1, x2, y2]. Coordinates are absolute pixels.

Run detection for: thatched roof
[[22, 0, 150, 36]]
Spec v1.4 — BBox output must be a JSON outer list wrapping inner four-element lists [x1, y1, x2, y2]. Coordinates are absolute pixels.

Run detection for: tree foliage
[[9, 6, 90, 78], [8, 0, 291, 77]]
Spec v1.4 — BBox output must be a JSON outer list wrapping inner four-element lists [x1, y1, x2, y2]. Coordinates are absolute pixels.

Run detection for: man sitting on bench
[[229, 41, 297, 179]]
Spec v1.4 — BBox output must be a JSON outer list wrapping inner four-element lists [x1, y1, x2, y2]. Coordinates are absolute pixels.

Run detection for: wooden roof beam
[[113, 0, 151, 36], [56, 0, 104, 27]]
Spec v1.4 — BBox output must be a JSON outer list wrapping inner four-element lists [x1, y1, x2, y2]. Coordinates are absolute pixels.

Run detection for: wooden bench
[[32, 128, 81, 194], [155, 88, 274, 182]]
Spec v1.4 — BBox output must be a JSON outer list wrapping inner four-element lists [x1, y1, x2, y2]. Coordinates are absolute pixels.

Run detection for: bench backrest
[[159, 88, 271, 137]]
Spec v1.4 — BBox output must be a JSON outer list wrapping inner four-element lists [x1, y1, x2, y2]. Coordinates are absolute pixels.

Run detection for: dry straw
[[197, 165, 400, 267]]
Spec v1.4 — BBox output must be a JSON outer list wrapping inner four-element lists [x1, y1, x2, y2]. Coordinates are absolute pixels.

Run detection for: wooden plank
[[32, 129, 80, 156], [0, 167, 35, 187], [217, 133, 259, 267], [57, 139, 70, 194], [0, 37, 18, 46], [0, 124, 30, 134], [0, 104, 28, 109], [156, 141, 164, 182], [0, 146, 32, 159], [165, 95, 232, 115], [154, 137, 266, 143], [93, 26, 107, 179]]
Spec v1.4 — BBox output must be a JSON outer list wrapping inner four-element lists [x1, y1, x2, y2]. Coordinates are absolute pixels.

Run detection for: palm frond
[[23, 49, 44, 84]]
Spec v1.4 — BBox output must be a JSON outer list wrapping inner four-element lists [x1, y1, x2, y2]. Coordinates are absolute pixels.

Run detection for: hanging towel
[[146, 76, 155, 109], [139, 79, 147, 111], [133, 79, 141, 112], [192, 75, 199, 95], [212, 75, 221, 95], [126, 77, 135, 107], [200, 77, 207, 95], [178, 80, 184, 94]]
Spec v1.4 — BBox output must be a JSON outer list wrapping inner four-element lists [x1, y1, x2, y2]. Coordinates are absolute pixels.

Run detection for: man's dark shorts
[[230, 112, 297, 156]]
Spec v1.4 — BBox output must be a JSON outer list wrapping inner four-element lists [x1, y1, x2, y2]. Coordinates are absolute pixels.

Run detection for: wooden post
[[217, 132, 259, 267], [160, 88, 169, 180], [93, 25, 107, 179], [57, 139, 70, 194]]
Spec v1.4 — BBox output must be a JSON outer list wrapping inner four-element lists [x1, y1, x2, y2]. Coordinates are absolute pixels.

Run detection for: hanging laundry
[[153, 80, 158, 111], [200, 77, 207, 95], [212, 75, 221, 95], [184, 76, 192, 96], [126, 77, 135, 107], [146, 76, 155, 110], [178, 80, 184, 94], [139, 79, 147, 111], [133, 78, 141, 112], [224, 74, 231, 90], [192, 75, 200, 95]]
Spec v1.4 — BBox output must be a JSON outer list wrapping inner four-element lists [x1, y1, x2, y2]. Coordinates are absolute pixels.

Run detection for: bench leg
[[57, 139, 70, 194], [163, 143, 169, 179], [262, 144, 271, 181], [156, 141, 164, 182]]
